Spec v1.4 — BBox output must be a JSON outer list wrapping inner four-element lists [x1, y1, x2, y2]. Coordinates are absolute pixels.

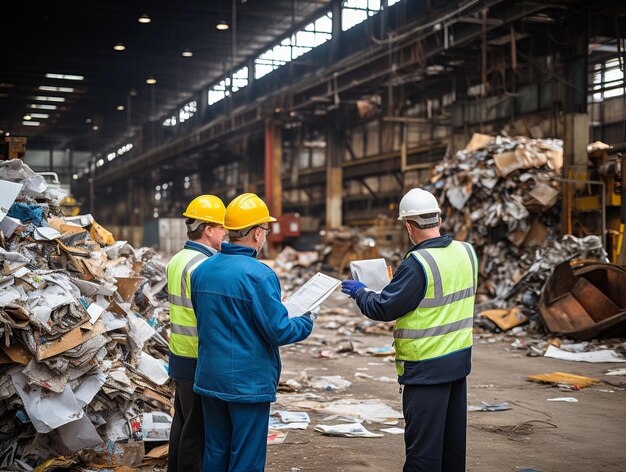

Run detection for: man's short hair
[[187, 218, 223, 240], [228, 226, 255, 242], [407, 213, 441, 230]]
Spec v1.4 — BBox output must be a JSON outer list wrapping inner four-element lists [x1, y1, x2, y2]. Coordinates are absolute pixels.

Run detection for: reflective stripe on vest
[[393, 241, 477, 372], [167, 250, 208, 357]]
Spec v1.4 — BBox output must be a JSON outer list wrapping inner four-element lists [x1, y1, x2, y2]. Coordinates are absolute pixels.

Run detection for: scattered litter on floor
[[543, 345, 626, 363], [380, 427, 404, 435], [468, 401, 512, 412], [526, 372, 599, 389], [267, 431, 288, 445], [308, 375, 352, 391], [546, 397, 578, 403], [293, 399, 402, 423], [605, 368, 626, 376], [314, 423, 383, 438]]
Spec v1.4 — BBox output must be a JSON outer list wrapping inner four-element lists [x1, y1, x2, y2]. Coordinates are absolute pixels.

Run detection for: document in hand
[[283, 272, 341, 317], [349, 258, 391, 293]]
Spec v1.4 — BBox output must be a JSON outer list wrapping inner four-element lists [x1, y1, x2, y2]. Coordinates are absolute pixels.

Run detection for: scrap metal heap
[[428, 134, 608, 325], [0, 160, 171, 468]]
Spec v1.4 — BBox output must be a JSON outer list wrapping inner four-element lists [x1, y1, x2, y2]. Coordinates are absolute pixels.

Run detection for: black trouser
[[402, 377, 467, 472], [168, 379, 204, 472]]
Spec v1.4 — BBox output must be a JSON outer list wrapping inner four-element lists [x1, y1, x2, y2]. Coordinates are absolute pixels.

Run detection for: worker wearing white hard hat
[[342, 187, 478, 472]]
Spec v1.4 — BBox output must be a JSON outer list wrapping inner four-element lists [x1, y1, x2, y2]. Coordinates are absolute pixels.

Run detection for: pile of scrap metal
[[428, 134, 614, 334], [0, 159, 172, 468]]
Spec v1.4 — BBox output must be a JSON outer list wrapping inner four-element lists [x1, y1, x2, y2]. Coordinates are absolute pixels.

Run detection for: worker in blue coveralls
[[167, 195, 226, 472], [342, 188, 478, 472], [191, 193, 316, 472]]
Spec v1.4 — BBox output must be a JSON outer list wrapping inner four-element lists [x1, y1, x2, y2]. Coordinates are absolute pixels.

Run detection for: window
[[342, 0, 380, 31], [163, 115, 177, 127], [593, 58, 625, 102], [254, 13, 333, 79], [208, 67, 249, 105], [179, 100, 197, 123]]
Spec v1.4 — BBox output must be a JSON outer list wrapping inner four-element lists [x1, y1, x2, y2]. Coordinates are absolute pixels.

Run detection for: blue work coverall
[[191, 242, 313, 472]]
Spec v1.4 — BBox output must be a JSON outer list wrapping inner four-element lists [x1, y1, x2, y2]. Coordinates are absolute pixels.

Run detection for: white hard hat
[[397, 188, 441, 225]]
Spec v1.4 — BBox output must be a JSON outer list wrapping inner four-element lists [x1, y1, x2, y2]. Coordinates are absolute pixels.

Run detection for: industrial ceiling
[[0, 0, 330, 152]]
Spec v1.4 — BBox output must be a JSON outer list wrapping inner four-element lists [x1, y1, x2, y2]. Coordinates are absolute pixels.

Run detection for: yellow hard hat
[[183, 195, 226, 225], [224, 193, 277, 230]]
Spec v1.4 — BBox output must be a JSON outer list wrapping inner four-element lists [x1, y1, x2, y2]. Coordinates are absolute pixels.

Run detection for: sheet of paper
[[0, 216, 21, 237], [268, 417, 309, 430], [380, 427, 405, 435], [544, 345, 626, 363], [34, 226, 61, 241], [283, 272, 341, 317], [74, 372, 107, 406], [11, 370, 84, 433], [0, 180, 23, 222], [137, 351, 169, 385], [54, 415, 103, 453], [314, 423, 383, 438], [277, 411, 310, 423], [349, 258, 391, 293], [87, 303, 105, 324]]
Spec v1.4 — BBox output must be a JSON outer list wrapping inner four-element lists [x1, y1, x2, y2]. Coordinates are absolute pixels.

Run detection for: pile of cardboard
[[429, 134, 606, 317], [0, 159, 172, 468]]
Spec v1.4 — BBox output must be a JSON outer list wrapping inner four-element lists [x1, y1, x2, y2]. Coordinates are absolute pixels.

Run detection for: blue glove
[[341, 280, 366, 299]]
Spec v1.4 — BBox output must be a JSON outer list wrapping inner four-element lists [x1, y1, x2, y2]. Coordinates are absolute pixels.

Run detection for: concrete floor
[[266, 293, 626, 472]]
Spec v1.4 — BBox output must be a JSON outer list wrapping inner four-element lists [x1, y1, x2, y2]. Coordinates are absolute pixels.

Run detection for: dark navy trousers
[[168, 379, 204, 472], [200, 396, 270, 472], [402, 377, 467, 472]]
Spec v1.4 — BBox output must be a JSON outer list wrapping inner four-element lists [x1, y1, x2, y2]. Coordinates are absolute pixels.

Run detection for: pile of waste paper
[[0, 159, 172, 468], [428, 133, 607, 323]]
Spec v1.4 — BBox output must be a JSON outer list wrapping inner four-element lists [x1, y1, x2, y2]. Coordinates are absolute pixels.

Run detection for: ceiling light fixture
[[33, 96, 65, 102], [182, 49, 193, 57], [92, 125, 99, 131], [138, 13, 151, 24], [116, 105, 125, 111], [30, 113, 49, 119], [23, 114, 32, 121], [146, 77, 157, 85], [216, 20, 229, 30], [29, 104, 57, 110], [23, 121, 40, 126], [45, 73, 84, 81], [39, 85, 74, 93], [114, 42, 126, 51]]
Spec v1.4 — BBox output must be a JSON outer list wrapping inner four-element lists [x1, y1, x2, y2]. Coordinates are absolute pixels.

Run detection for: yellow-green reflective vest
[[167, 248, 209, 358], [394, 241, 477, 376]]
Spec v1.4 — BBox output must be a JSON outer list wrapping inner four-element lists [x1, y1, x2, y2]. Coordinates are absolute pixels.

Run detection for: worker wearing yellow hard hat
[[191, 193, 314, 471], [167, 194, 226, 472], [223, 192, 277, 231]]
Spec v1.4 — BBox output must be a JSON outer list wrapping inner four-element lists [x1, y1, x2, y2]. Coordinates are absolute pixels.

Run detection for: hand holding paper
[[283, 272, 341, 317], [349, 258, 391, 293], [341, 280, 366, 299]]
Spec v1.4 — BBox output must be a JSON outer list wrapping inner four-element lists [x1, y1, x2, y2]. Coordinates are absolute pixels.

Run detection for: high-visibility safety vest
[[394, 241, 477, 376], [167, 248, 209, 359]]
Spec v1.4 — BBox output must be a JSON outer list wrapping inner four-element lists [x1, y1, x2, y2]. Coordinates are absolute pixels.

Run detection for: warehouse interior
[[2, 0, 623, 234], [1, 0, 626, 470]]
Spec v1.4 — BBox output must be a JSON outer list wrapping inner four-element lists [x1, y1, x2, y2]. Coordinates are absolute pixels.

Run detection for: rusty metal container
[[538, 261, 626, 340]]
